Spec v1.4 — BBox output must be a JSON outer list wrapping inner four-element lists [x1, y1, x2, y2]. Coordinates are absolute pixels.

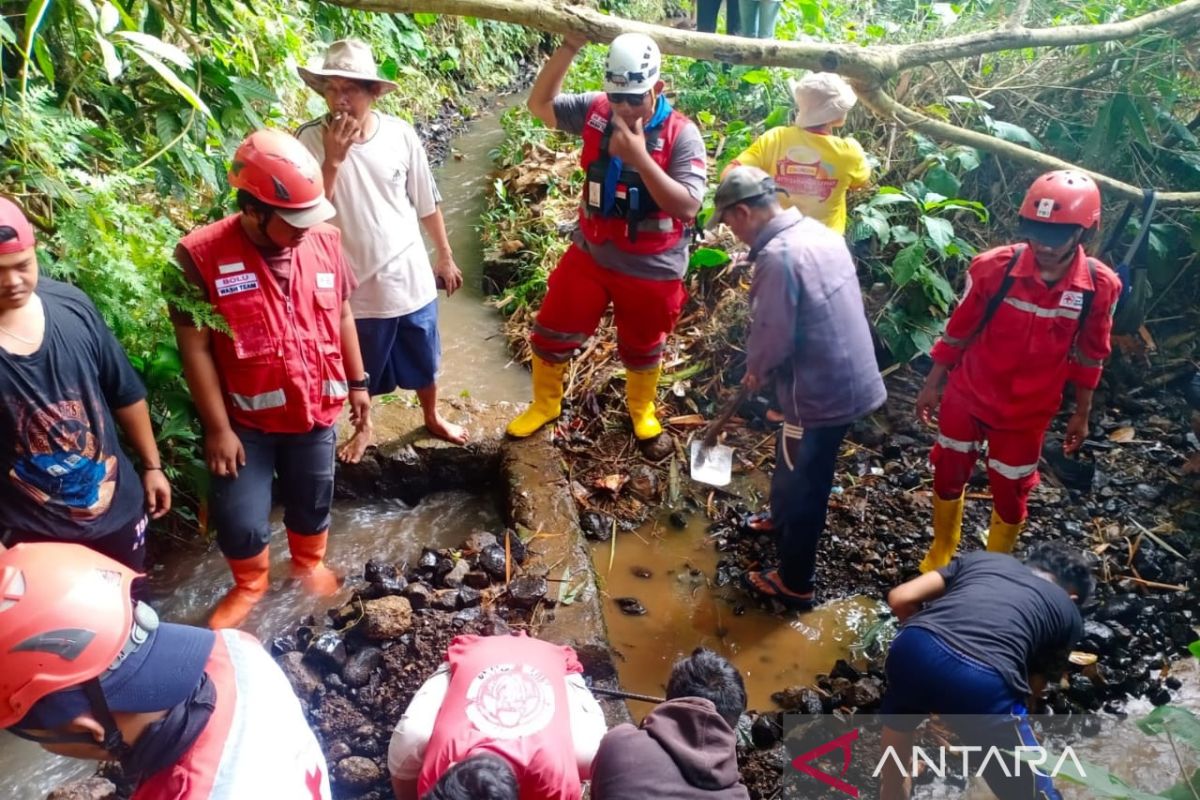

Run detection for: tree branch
[[894, 0, 1200, 70], [1006, 0, 1034, 29], [854, 84, 1200, 207]]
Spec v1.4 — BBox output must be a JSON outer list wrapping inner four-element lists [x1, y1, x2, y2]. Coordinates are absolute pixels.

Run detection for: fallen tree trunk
[[323, 0, 1200, 205]]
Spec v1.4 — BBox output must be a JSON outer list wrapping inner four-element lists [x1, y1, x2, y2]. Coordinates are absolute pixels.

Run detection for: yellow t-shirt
[[731, 127, 870, 233]]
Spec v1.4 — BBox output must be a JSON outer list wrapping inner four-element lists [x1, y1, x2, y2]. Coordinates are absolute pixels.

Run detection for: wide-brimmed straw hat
[[298, 39, 398, 95]]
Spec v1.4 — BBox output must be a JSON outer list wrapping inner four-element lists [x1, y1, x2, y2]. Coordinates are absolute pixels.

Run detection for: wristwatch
[[348, 372, 370, 391]]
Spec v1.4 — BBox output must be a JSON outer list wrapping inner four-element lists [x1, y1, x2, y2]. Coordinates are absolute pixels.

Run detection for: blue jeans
[[696, 0, 741, 34], [771, 423, 850, 593]]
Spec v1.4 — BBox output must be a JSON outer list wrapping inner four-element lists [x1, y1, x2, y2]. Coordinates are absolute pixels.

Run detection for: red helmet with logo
[[0, 543, 136, 728], [1018, 170, 1101, 229], [228, 129, 326, 210]]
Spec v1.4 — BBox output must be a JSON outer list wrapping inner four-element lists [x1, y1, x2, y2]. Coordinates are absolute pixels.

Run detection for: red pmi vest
[[417, 634, 584, 800], [179, 215, 349, 434], [578, 94, 690, 255]]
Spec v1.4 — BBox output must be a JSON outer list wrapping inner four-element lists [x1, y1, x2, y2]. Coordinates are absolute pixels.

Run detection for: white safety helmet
[[604, 33, 662, 95]]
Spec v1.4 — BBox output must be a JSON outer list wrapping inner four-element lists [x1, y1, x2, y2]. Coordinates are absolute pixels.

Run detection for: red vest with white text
[[133, 630, 331, 800], [179, 215, 348, 434], [578, 95, 690, 255], [417, 634, 583, 800]]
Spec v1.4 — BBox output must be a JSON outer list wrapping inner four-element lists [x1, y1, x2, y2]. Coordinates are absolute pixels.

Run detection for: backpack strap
[[972, 245, 1024, 339], [1072, 258, 1099, 352]]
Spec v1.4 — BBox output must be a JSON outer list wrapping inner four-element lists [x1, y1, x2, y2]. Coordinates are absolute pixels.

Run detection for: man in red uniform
[[916, 170, 1120, 570], [506, 33, 707, 459], [172, 129, 370, 628], [387, 633, 607, 800]]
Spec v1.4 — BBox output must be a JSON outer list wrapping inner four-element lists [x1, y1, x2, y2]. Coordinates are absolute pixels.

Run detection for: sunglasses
[[607, 92, 651, 108]]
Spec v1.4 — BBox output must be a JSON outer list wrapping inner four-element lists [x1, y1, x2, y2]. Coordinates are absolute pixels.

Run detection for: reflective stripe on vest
[[322, 379, 348, 399], [231, 389, 287, 411]]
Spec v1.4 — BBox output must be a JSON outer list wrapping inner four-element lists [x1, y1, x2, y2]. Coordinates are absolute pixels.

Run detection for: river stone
[[360, 574, 408, 600], [335, 756, 383, 789], [464, 570, 491, 590], [277, 651, 322, 701], [771, 686, 824, 715], [442, 559, 471, 588], [431, 589, 460, 612], [1099, 594, 1142, 625], [580, 511, 614, 541], [47, 778, 117, 800], [502, 530, 528, 563], [614, 597, 647, 616], [327, 741, 352, 762], [669, 510, 688, 529], [847, 677, 884, 709], [364, 558, 397, 584], [830, 659, 862, 682], [404, 582, 433, 610], [362, 596, 414, 640], [479, 545, 509, 580], [270, 634, 298, 657], [417, 549, 439, 570], [1080, 620, 1118, 654], [628, 465, 660, 502], [465, 531, 499, 552], [630, 565, 653, 579], [750, 712, 784, 749], [342, 646, 383, 688], [508, 575, 548, 609], [304, 631, 348, 673], [458, 585, 482, 608]]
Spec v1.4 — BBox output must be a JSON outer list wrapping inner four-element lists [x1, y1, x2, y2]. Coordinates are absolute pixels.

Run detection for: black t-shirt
[[0, 278, 147, 539], [906, 552, 1083, 695]]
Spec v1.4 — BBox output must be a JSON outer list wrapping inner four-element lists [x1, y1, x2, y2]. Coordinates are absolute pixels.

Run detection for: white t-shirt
[[386, 664, 608, 782], [296, 112, 441, 319]]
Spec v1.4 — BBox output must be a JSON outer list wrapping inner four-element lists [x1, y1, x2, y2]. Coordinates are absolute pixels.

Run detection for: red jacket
[[417, 634, 583, 800], [578, 95, 690, 255], [179, 216, 350, 434], [931, 244, 1120, 430]]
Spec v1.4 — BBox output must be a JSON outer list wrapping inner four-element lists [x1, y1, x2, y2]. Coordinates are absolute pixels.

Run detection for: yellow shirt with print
[[732, 127, 870, 233]]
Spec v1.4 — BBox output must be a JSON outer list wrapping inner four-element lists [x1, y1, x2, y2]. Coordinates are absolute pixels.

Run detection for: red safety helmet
[[1018, 170, 1101, 229], [0, 543, 136, 729], [229, 129, 334, 227]]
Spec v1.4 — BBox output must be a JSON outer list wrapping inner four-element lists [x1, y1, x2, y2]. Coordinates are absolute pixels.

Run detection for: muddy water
[[592, 512, 889, 715]]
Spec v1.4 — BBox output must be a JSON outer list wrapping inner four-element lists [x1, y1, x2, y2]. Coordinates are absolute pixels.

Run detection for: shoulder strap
[[972, 245, 1024, 338], [1077, 258, 1098, 333]]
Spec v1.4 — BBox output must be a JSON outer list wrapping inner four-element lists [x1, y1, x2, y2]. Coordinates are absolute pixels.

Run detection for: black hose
[[589, 685, 666, 704]]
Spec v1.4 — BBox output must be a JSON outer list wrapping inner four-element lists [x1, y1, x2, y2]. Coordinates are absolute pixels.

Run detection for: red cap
[[0, 198, 35, 255]]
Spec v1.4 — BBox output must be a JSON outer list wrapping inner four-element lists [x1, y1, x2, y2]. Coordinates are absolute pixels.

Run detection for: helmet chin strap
[[82, 678, 132, 759]]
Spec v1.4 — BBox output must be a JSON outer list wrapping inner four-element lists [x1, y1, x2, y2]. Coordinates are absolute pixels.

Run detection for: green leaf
[[96, 35, 123, 82], [763, 105, 791, 130], [113, 31, 192, 69], [1137, 705, 1200, 751], [0, 18, 14, 44], [923, 216, 955, 253], [378, 56, 399, 81], [412, 11, 438, 25], [33, 36, 55, 83], [923, 166, 961, 198], [126, 46, 211, 119], [696, 110, 715, 126], [950, 146, 981, 173], [1161, 768, 1200, 800], [689, 247, 731, 269], [983, 116, 1042, 150], [21, 0, 54, 85], [1190, 640, 1200, 659], [740, 69, 772, 85], [892, 242, 925, 286], [98, 0, 120, 33], [945, 94, 994, 110], [917, 266, 955, 312], [869, 192, 917, 208]]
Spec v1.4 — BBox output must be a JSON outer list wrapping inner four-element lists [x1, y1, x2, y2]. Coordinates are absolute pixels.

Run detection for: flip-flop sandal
[[739, 511, 776, 533], [741, 570, 815, 611]]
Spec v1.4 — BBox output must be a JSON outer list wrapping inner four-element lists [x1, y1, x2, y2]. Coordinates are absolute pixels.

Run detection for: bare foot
[[337, 426, 374, 464], [425, 413, 469, 445]]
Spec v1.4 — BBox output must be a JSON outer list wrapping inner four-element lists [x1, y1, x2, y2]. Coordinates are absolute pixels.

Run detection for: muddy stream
[[3, 97, 1197, 800]]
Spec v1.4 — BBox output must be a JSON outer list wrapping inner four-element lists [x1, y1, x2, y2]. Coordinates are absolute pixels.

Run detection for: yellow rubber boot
[[506, 358, 568, 438], [986, 509, 1025, 554], [919, 492, 965, 573], [626, 366, 663, 440], [287, 530, 340, 596], [209, 549, 271, 629]]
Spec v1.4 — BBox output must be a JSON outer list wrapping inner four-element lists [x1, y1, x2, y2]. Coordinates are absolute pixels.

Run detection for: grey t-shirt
[[906, 552, 1083, 696], [552, 92, 707, 281]]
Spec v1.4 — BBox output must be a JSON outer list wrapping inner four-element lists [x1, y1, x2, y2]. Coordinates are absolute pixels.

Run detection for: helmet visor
[[1017, 217, 1080, 248]]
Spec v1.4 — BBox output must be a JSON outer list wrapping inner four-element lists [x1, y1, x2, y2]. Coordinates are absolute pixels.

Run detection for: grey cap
[[709, 166, 787, 227]]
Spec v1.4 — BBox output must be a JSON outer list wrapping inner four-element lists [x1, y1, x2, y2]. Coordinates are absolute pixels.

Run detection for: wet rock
[[434, 557, 456, 582], [1099, 595, 1143, 625], [47, 778, 117, 800], [1080, 620, 1118, 654], [580, 511, 615, 541], [362, 596, 414, 640], [458, 586, 482, 608], [277, 651, 322, 701], [464, 571, 491, 590], [1166, 676, 1183, 690], [442, 559, 470, 588], [404, 582, 433, 610], [431, 590, 460, 612], [479, 615, 512, 637], [270, 634, 298, 657], [771, 686, 824, 715], [502, 530, 528, 564], [479, 545, 510, 580], [454, 606, 482, 625], [508, 575, 548, 609], [628, 465, 661, 502], [669, 511, 688, 529], [324, 673, 345, 691], [364, 559, 397, 584], [359, 574, 408, 600], [464, 531, 498, 552], [1150, 687, 1172, 706], [630, 565, 653, 579], [305, 631, 348, 674], [615, 597, 647, 615], [847, 677, 883, 709], [342, 646, 383, 688], [830, 659, 861, 682], [751, 712, 784, 749], [1068, 675, 1099, 710], [335, 756, 382, 789], [417, 549, 439, 570], [327, 741, 352, 762]]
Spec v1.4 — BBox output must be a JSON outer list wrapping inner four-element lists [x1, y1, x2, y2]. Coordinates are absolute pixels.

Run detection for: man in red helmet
[[916, 170, 1121, 569], [171, 129, 371, 629], [0, 542, 331, 799]]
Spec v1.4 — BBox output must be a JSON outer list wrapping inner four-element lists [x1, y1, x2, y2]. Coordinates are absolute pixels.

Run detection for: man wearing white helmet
[[725, 71, 869, 233], [508, 32, 707, 460]]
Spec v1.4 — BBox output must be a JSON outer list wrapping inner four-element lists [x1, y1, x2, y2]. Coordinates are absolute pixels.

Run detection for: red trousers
[[931, 382, 1044, 524], [530, 244, 687, 371]]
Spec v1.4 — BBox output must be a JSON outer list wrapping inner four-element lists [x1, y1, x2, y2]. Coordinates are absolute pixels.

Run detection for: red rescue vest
[[578, 95, 690, 255], [417, 634, 583, 800], [179, 215, 349, 434]]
